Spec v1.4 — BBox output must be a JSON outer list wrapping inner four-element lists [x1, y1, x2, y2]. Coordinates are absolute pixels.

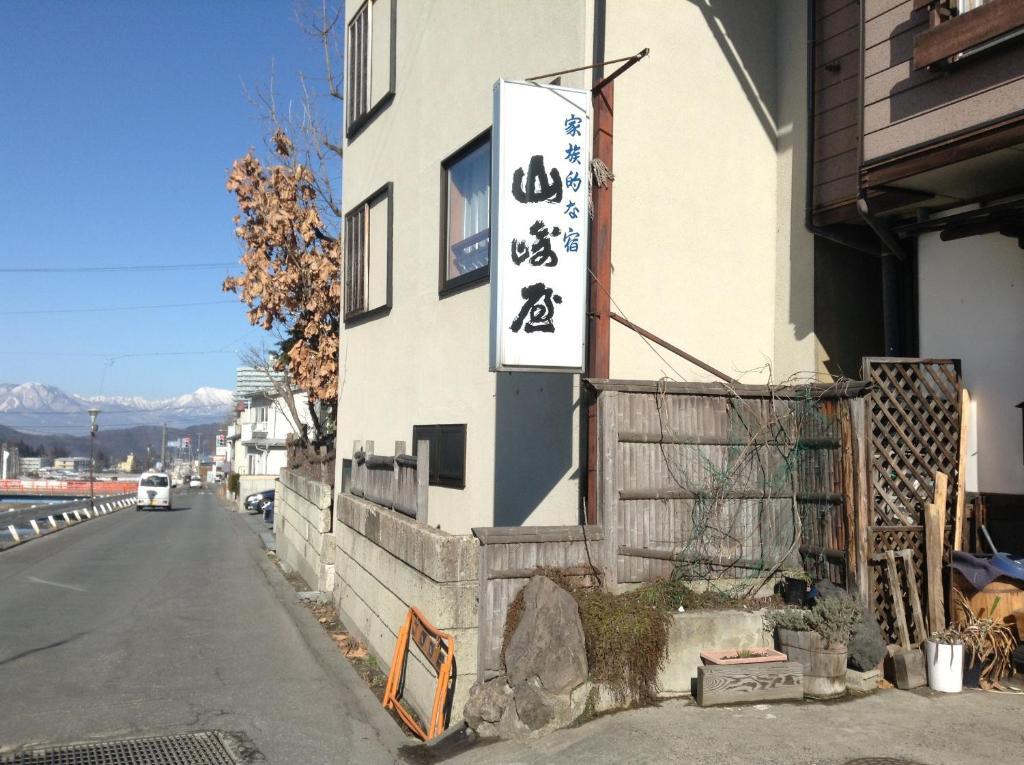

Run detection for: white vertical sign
[[489, 79, 590, 373]]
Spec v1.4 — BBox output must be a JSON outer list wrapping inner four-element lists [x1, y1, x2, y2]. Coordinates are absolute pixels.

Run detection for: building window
[[412, 424, 467, 489], [344, 183, 393, 322], [254, 406, 268, 423], [439, 131, 491, 294], [346, 0, 396, 139]]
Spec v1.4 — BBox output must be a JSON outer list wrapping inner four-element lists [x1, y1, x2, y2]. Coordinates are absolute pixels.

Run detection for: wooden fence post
[[850, 397, 871, 607], [393, 440, 405, 510], [416, 439, 430, 525], [598, 390, 619, 593]]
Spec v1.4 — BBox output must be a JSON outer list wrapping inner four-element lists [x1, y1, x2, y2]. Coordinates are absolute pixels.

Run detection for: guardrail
[[0, 479, 138, 495], [1, 493, 135, 549]]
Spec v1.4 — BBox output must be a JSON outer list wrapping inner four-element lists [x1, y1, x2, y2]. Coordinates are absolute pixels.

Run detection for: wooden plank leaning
[[926, 471, 949, 634]]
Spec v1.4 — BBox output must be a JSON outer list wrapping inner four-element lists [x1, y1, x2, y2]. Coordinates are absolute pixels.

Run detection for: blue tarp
[[951, 550, 1024, 590]]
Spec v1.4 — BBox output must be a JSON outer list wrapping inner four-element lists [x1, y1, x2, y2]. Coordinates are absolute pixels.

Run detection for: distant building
[[117, 453, 137, 473], [234, 365, 286, 401], [230, 389, 310, 475], [17, 456, 52, 475], [54, 457, 90, 472]]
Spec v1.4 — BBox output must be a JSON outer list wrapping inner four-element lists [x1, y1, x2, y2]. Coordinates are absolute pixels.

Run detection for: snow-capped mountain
[[0, 382, 233, 433]]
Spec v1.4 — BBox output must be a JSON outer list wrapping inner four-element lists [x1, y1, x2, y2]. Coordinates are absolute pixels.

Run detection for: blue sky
[[0, 1, 336, 398]]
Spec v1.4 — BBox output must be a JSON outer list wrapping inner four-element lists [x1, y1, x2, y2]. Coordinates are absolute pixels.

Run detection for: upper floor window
[[346, 0, 396, 139], [254, 406, 268, 423], [344, 183, 393, 322], [439, 131, 491, 294]]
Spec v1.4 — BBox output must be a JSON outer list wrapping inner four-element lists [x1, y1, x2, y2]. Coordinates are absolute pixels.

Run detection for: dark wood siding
[[812, 0, 863, 220], [863, 0, 1024, 167]]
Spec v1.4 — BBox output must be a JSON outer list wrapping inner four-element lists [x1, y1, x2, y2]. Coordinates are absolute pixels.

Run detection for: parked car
[[261, 497, 274, 525], [245, 489, 274, 513], [137, 471, 172, 511], [189, 476, 202, 489]]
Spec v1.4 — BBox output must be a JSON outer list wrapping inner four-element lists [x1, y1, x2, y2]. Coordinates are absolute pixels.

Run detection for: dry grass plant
[[953, 590, 1018, 689]]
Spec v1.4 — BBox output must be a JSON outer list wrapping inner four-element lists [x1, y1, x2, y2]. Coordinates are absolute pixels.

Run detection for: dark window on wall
[[344, 183, 393, 322], [346, 0, 397, 138], [412, 424, 467, 489], [439, 131, 491, 294]]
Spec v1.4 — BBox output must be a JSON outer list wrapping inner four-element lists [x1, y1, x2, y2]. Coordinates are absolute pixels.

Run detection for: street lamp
[[88, 408, 100, 514]]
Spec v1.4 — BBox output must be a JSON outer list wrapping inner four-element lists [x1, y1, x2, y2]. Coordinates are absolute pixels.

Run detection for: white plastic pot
[[924, 639, 964, 693]]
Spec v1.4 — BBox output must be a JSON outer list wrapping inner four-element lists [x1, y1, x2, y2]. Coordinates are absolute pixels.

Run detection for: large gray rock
[[504, 576, 588, 694], [814, 579, 886, 671], [463, 678, 513, 731], [513, 683, 554, 731]]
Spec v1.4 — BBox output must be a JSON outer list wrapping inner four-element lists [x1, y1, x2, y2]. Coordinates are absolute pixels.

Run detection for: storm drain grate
[[0, 732, 239, 765]]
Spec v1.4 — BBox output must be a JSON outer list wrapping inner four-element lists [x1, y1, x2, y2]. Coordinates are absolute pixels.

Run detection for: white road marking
[[26, 575, 87, 592], [47, 516, 57, 528], [7, 525, 20, 542], [30, 519, 40, 536]]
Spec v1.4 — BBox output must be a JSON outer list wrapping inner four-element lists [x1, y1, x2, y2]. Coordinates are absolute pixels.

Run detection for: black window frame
[[438, 129, 492, 296], [412, 424, 467, 489], [346, 0, 397, 140], [344, 182, 394, 324]]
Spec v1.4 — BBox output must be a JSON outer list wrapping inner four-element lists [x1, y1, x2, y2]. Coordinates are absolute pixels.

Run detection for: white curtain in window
[[453, 143, 490, 240]]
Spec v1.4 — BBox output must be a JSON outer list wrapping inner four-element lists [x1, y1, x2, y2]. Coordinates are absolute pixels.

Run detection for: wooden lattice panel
[[863, 359, 962, 641]]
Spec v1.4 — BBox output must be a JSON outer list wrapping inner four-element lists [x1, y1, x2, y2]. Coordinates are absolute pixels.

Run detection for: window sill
[[346, 92, 395, 142], [439, 267, 490, 298], [914, 0, 1024, 69], [343, 304, 392, 327]]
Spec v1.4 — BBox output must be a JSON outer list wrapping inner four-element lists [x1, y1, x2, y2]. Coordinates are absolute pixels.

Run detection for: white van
[[137, 471, 172, 511]]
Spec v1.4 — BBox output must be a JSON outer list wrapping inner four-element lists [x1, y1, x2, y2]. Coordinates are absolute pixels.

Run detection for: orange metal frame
[[382, 606, 455, 741]]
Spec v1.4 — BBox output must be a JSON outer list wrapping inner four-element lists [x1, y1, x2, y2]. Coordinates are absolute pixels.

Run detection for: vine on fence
[[651, 378, 840, 598]]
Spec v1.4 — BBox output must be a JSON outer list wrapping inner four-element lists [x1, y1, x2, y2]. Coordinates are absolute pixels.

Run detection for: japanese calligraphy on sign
[[489, 80, 591, 372]]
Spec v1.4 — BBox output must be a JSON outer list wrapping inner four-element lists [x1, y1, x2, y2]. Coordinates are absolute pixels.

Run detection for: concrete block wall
[[275, 470, 335, 592], [334, 492, 479, 725]]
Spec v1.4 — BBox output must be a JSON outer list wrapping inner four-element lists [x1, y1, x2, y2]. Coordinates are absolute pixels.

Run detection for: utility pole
[[160, 423, 166, 469], [88, 408, 100, 515]]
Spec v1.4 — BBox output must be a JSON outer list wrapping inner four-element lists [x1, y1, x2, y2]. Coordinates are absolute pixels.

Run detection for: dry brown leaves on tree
[[223, 130, 340, 403]]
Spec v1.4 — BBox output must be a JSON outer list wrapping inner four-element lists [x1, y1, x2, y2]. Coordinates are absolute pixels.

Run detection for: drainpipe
[[857, 195, 908, 356], [584, 0, 612, 526]]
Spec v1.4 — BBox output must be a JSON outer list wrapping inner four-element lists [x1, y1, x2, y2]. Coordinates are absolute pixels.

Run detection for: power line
[[0, 262, 238, 273], [0, 300, 237, 316]]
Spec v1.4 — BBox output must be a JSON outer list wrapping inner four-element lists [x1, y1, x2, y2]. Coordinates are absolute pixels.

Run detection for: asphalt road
[[0, 488, 405, 763]]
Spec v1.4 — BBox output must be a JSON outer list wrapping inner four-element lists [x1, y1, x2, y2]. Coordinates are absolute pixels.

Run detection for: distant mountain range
[[0, 382, 234, 433]]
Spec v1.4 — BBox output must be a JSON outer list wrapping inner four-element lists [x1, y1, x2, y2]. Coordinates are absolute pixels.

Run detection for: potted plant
[[767, 594, 861, 699], [924, 626, 964, 693]]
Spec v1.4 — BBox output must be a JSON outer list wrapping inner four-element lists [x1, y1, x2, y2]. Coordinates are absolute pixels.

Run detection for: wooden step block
[[697, 661, 804, 707]]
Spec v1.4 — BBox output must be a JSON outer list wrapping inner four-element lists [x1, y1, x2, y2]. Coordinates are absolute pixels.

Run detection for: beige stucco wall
[[337, 0, 593, 534], [604, 0, 816, 384], [918, 231, 1024, 495], [337, 1, 818, 533]]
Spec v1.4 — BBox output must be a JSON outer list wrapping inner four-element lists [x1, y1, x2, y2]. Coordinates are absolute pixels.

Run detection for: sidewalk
[[447, 687, 1024, 765]]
